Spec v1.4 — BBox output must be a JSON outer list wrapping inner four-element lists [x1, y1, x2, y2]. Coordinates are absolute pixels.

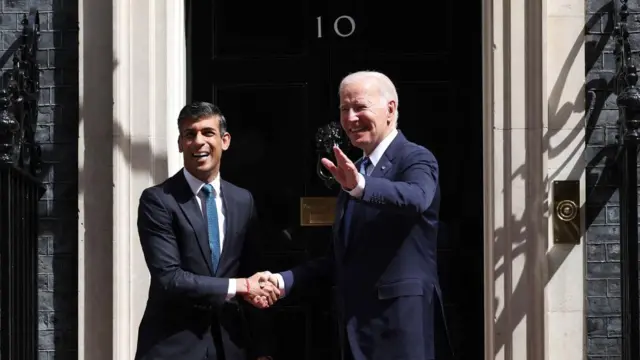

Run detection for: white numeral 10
[[316, 15, 356, 38]]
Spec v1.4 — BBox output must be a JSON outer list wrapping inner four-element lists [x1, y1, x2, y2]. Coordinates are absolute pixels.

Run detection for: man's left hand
[[243, 271, 281, 309], [321, 146, 358, 190]]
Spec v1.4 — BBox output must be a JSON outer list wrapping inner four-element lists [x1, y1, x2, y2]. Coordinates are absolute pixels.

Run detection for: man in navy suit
[[135, 102, 279, 360], [255, 71, 449, 360]]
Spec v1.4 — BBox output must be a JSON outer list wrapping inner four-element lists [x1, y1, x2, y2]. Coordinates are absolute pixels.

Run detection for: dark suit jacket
[[281, 132, 448, 360], [135, 170, 271, 360]]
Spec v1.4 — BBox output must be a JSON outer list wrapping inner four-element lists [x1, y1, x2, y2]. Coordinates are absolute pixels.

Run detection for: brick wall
[[584, 0, 633, 358], [0, 0, 79, 358]]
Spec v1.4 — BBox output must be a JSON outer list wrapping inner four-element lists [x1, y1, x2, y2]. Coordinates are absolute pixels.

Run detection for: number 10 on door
[[316, 16, 356, 38]]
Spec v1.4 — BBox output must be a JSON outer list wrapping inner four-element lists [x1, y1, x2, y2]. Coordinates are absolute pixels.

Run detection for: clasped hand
[[241, 271, 280, 309]]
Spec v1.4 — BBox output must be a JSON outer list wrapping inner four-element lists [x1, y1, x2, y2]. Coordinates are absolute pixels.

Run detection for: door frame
[[482, 0, 586, 359], [76, 0, 586, 359]]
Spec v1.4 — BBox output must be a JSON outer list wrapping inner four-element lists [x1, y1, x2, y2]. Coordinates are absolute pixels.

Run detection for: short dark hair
[[177, 101, 228, 134]]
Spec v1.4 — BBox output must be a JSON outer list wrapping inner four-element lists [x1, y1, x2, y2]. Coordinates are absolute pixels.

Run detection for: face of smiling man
[[178, 114, 231, 183], [339, 76, 397, 155]]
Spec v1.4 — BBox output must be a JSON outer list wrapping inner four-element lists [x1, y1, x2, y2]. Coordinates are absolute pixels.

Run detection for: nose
[[193, 132, 206, 146], [343, 108, 358, 122]]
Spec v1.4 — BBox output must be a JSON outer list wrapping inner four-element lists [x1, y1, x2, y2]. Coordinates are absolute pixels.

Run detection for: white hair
[[338, 70, 399, 124]]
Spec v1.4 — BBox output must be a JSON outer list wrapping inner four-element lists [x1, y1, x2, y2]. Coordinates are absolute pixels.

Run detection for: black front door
[[188, 1, 483, 359]]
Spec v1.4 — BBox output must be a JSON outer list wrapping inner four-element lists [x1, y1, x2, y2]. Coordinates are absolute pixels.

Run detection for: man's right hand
[[236, 272, 280, 307], [239, 272, 281, 308]]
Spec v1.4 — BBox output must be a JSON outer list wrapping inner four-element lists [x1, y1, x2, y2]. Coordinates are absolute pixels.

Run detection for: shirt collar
[[183, 168, 222, 197], [364, 128, 398, 167]]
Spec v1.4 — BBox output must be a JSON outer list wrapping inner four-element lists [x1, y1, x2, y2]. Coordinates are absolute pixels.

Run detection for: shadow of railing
[[78, 0, 174, 357], [1, 2, 170, 358], [490, 2, 617, 358]]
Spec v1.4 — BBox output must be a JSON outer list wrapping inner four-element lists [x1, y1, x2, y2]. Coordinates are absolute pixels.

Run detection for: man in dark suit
[[254, 71, 450, 360], [135, 102, 279, 360]]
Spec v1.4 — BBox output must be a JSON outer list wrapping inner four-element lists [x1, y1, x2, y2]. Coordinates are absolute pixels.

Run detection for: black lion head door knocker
[[315, 121, 351, 189]]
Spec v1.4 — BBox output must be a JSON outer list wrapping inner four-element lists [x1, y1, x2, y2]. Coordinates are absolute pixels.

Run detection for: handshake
[[236, 271, 282, 309]]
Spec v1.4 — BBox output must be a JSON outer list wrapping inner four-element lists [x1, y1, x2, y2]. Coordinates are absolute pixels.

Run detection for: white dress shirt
[[183, 168, 236, 298], [272, 128, 399, 295], [347, 128, 398, 198]]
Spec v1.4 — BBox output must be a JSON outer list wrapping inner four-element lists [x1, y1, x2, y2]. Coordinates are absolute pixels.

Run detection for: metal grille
[[0, 166, 42, 360], [614, 0, 640, 359], [0, 8, 43, 360]]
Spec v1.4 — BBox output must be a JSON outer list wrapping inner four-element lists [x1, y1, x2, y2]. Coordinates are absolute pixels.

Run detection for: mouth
[[192, 151, 210, 159], [348, 126, 367, 134]]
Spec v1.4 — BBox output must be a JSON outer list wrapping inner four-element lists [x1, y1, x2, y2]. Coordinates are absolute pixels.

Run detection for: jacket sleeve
[[360, 147, 438, 216], [137, 188, 229, 308], [279, 238, 335, 297]]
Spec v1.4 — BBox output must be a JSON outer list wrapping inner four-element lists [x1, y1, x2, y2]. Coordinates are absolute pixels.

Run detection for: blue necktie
[[342, 157, 370, 242], [201, 184, 221, 274]]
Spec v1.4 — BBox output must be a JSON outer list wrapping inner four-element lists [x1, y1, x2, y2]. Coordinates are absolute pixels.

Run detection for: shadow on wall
[[0, 1, 170, 359], [490, 2, 617, 359], [78, 0, 171, 359]]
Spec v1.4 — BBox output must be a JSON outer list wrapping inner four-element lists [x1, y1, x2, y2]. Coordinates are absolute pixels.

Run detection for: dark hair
[[177, 101, 227, 134]]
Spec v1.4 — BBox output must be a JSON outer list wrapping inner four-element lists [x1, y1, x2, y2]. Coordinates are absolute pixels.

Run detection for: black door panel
[[188, 0, 482, 358]]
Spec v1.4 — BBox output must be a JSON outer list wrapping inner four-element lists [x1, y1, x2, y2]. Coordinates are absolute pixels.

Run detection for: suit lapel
[[334, 156, 365, 237], [333, 156, 368, 259], [173, 172, 214, 275], [339, 132, 407, 259], [370, 131, 405, 178], [333, 192, 349, 257], [217, 180, 237, 276], [370, 154, 393, 178], [335, 192, 348, 230]]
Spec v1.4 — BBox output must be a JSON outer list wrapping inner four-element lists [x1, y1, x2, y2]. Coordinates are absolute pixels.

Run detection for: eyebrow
[[183, 127, 217, 133], [340, 102, 369, 108]]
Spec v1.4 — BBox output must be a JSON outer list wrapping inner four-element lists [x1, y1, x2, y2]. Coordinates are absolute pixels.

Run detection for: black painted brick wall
[[585, 0, 640, 358], [0, 0, 79, 359]]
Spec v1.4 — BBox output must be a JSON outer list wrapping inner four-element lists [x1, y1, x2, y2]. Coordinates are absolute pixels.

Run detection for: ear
[[221, 132, 231, 151], [387, 100, 397, 124], [177, 135, 183, 153]]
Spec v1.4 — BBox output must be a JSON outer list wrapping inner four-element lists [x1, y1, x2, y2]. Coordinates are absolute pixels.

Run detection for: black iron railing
[[614, 0, 640, 359], [0, 9, 44, 360]]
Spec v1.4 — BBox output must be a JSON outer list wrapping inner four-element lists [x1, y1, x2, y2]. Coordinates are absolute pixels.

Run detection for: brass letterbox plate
[[300, 197, 337, 226], [552, 180, 581, 245]]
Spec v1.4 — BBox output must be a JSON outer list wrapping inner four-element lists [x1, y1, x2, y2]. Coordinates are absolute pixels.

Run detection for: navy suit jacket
[[281, 132, 447, 360], [135, 170, 271, 360]]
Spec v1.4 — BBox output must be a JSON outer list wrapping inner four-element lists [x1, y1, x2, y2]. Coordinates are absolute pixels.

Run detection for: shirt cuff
[[273, 273, 286, 298], [226, 279, 236, 301], [346, 173, 365, 198]]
